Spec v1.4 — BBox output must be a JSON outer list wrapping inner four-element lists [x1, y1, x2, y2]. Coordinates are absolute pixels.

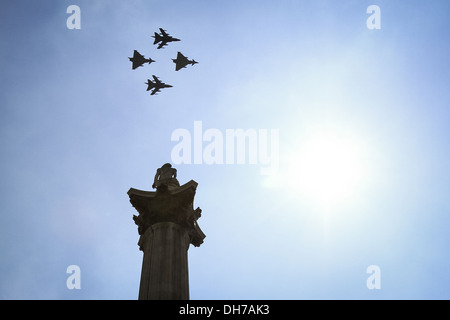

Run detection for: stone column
[[128, 169, 205, 300]]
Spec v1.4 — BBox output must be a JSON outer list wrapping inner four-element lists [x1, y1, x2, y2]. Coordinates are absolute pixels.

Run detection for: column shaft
[[138, 222, 190, 300]]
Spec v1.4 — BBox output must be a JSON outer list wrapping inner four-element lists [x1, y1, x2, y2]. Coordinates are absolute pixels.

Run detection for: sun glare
[[290, 131, 365, 209]]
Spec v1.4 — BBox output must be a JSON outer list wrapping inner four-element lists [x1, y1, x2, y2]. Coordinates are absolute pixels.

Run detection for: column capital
[[128, 179, 206, 249]]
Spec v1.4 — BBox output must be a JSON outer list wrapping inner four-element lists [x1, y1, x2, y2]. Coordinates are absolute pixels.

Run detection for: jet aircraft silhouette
[[152, 28, 180, 49], [172, 52, 198, 71], [129, 50, 155, 70], [145, 75, 173, 95]]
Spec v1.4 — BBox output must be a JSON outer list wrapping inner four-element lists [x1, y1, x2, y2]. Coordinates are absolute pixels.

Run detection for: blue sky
[[1, 0, 449, 299]]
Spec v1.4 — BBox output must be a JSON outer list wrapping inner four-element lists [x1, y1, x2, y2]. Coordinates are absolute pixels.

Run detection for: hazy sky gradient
[[1, 0, 449, 299]]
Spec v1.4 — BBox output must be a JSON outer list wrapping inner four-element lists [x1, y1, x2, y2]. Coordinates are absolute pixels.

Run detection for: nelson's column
[[127, 163, 206, 300]]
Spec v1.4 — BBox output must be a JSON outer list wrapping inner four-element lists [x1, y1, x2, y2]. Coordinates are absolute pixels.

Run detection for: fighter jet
[[145, 75, 173, 95], [152, 28, 180, 49], [172, 51, 198, 71], [129, 50, 155, 70]]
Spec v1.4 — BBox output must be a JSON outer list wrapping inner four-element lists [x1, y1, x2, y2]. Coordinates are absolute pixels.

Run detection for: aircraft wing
[[176, 51, 186, 60], [152, 75, 161, 84], [133, 50, 144, 59], [157, 41, 167, 49], [132, 61, 142, 69], [159, 28, 168, 37], [151, 88, 160, 95], [174, 62, 185, 71]]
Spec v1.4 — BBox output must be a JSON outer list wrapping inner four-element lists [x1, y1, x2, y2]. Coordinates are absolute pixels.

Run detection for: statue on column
[[152, 163, 180, 191], [128, 163, 205, 247]]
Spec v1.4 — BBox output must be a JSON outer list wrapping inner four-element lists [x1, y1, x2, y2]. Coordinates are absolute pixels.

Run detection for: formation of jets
[[128, 28, 198, 95]]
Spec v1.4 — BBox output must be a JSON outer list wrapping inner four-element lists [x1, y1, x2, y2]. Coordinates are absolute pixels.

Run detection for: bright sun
[[289, 131, 365, 209]]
